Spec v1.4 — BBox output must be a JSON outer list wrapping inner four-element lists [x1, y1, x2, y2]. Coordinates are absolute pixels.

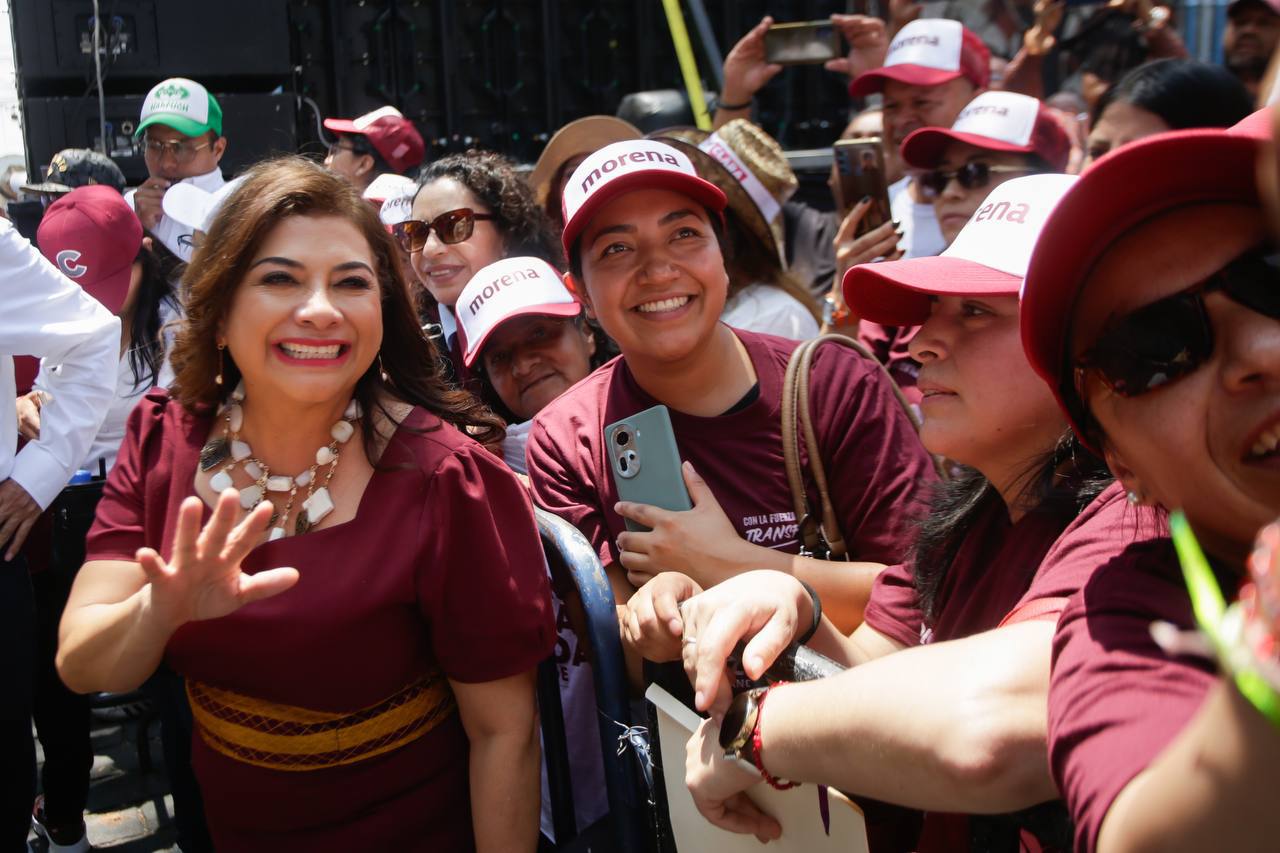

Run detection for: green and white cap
[[135, 78, 222, 139]]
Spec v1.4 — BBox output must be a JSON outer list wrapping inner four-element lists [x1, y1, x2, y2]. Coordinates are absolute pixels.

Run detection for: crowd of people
[[3, 2, 1279, 852]]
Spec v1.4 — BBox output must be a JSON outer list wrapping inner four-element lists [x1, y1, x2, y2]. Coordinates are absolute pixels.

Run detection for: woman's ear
[[1102, 443, 1152, 506], [141, 235, 154, 252], [565, 273, 597, 320]]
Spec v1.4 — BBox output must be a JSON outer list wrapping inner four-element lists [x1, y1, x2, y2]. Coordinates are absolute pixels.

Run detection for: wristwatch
[[719, 686, 767, 764]]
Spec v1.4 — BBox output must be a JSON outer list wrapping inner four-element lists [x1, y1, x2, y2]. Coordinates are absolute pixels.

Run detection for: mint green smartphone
[[604, 405, 692, 533]]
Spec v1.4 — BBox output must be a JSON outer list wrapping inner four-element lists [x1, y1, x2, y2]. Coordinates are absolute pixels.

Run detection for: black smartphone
[[832, 136, 893, 236], [763, 21, 842, 66]]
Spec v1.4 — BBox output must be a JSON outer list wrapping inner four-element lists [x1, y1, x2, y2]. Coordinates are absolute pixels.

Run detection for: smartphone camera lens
[[615, 430, 630, 447]]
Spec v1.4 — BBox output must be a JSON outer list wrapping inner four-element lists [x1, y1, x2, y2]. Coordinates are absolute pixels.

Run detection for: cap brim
[[844, 256, 1021, 326], [323, 118, 361, 135], [462, 302, 582, 367], [135, 114, 211, 139], [849, 65, 962, 98], [561, 171, 728, 256], [20, 182, 72, 195], [82, 263, 134, 315], [1021, 127, 1264, 443], [529, 117, 643, 205], [901, 128, 1034, 169], [161, 182, 217, 230]]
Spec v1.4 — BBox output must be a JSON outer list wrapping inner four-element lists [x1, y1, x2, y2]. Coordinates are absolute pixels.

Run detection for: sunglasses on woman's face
[[1075, 246, 1280, 398], [391, 208, 496, 254], [918, 162, 1032, 199]]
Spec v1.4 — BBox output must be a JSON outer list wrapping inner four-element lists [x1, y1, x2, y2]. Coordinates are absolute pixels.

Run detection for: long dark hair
[[170, 156, 504, 454], [721, 210, 821, 325], [124, 243, 175, 391], [1092, 58, 1254, 129], [910, 431, 1113, 624]]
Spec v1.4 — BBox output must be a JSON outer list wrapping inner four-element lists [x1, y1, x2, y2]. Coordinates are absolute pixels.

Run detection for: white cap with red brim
[[456, 256, 583, 368], [901, 91, 1072, 172], [560, 139, 727, 256], [844, 172, 1079, 326]]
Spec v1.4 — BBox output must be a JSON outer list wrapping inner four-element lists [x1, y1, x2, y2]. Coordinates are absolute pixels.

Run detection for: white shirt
[[126, 167, 225, 262], [0, 219, 119, 508], [889, 176, 947, 260], [721, 283, 820, 340], [36, 297, 181, 475]]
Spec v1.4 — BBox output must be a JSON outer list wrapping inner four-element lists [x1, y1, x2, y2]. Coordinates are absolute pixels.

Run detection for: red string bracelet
[[752, 682, 799, 791]]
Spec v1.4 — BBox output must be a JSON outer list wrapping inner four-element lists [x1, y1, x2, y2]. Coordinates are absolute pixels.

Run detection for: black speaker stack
[[12, 0, 865, 183]]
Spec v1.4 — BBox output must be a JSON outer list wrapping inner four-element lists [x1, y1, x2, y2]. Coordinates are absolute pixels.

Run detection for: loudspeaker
[[10, 0, 291, 95], [22, 92, 299, 185]]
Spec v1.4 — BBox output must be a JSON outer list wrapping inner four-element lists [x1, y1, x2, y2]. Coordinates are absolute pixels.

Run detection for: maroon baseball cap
[[37, 185, 143, 315], [849, 19, 991, 98], [901, 91, 1071, 171], [1020, 109, 1271, 443], [324, 106, 426, 174]]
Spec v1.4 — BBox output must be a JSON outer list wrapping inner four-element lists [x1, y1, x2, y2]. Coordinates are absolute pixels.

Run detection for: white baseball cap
[[161, 176, 246, 233], [901, 91, 1072, 171], [362, 173, 417, 226], [135, 77, 222, 138], [456, 256, 582, 367], [843, 173, 1078, 325], [560, 139, 726, 256], [849, 19, 991, 98]]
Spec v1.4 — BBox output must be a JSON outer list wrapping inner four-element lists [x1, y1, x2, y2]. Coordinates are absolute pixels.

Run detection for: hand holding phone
[[832, 136, 893, 232], [763, 21, 843, 66], [605, 405, 692, 533]]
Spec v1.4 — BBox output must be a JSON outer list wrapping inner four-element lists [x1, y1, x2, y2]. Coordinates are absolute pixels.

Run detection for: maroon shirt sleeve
[[527, 409, 615, 569], [861, 561, 923, 647], [807, 343, 935, 564], [418, 442, 556, 683], [85, 391, 167, 562], [1048, 543, 1217, 852]]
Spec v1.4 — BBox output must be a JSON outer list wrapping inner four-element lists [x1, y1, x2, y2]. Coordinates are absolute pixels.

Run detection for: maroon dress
[[86, 391, 555, 851]]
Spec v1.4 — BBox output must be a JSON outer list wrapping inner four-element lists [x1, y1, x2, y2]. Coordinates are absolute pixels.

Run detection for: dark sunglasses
[[391, 208, 496, 253], [919, 162, 1032, 199], [1075, 246, 1280, 398]]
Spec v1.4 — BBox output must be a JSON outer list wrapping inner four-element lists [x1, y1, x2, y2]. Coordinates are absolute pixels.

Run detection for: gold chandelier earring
[[215, 343, 226, 386]]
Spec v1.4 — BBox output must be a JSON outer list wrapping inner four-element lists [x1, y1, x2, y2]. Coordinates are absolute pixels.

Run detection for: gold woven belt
[[187, 670, 456, 772]]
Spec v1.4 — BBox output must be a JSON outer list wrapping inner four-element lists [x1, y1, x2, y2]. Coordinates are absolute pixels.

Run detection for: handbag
[[781, 333, 943, 560]]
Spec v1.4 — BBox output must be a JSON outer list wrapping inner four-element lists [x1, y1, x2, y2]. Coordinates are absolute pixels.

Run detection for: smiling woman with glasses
[[1020, 111, 1280, 852], [408, 150, 563, 386]]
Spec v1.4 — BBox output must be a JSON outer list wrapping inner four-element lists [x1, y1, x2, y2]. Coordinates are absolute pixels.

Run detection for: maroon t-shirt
[[1048, 532, 1224, 852], [858, 322, 922, 408], [865, 481, 1147, 647], [86, 391, 555, 852], [526, 328, 936, 572]]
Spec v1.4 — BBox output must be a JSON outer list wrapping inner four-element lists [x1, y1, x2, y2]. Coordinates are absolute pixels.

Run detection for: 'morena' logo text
[[580, 149, 681, 195], [467, 266, 541, 315]]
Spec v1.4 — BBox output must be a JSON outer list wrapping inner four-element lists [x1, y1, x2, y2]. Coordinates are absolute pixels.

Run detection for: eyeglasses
[[918, 162, 1033, 199], [327, 141, 362, 158], [1075, 246, 1280, 398], [142, 137, 213, 163], [392, 209, 496, 253]]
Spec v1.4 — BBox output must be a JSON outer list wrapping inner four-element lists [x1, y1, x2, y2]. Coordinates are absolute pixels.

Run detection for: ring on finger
[[682, 635, 698, 646]]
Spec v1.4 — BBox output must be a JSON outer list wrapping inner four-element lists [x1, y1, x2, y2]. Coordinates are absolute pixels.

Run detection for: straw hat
[[648, 119, 798, 268], [528, 116, 643, 208]]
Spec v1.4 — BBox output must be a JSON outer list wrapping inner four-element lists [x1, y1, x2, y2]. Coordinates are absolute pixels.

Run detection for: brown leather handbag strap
[[782, 333, 941, 560]]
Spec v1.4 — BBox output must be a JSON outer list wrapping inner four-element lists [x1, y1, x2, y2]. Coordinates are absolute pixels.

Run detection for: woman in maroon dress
[[56, 157, 555, 852]]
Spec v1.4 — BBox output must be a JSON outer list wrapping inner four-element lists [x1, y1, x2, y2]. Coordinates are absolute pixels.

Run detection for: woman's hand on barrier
[[615, 462, 749, 589], [138, 491, 299, 632], [622, 572, 704, 663], [686, 716, 782, 842], [834, 199, 903, 280], [680, 571, 811, 714]]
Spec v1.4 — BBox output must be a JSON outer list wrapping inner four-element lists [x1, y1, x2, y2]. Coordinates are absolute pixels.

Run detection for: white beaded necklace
[[199, 381, 362, 540]]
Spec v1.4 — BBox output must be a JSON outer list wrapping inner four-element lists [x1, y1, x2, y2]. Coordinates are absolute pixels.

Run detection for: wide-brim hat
[[1020, 110, 1270, 446], [529, 116, 643, 208], [649, 119, 797, 269]]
